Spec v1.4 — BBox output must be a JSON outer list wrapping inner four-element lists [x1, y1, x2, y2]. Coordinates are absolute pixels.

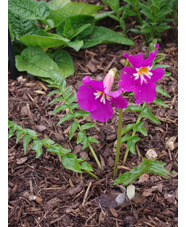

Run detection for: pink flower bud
[[103, 68, 117, 93]]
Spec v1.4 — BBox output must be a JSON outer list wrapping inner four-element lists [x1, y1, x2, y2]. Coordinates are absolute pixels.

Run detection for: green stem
[[113, 108, 123, 178], [84, 169, 99, 180], [123, 102, 146, 164], [88, 143, 102, 169]]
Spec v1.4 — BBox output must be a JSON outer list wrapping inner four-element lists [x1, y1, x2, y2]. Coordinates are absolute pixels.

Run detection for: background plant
[[8, 120, 98, 179], [8, 0, 134, 81]]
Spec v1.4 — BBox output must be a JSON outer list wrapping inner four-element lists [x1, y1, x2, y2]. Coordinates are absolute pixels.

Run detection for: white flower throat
[[94, 91, 111, 104], [133, 66, 153, 85]]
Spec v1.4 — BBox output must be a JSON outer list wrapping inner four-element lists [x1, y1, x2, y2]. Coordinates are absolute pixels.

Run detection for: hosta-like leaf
[[82, 136, 89, 150], [47, 0, 70, 11], [23, 134, 31, 154], [127, 136, 140, 154], [66, 40, 84, 51], [48, 2, 102, 26], [15, 47, 63, 79], [23, 128, 38, 138], [47, 144, 71, 156], [19, 31, 69, 49], [51, 50, 74, 78], [69, 122, 79, 140], [57, 113, 74, 125], [42, 138, 55, 146], [113, 158, 170, 186], [141, 107, 161, 124], [8, 0, 50, 20], [82, 26, 134, 48], [32, 140, 43, 158], [62, 153, 82, 173], [88, 136, 99, 143], [8, 126, 16, 138]]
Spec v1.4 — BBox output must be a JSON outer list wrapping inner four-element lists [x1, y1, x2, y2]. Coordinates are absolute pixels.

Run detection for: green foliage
[[8, 120, 94, 174], [9, 0, 134, 81], [126, 0, 178, 42], [113, 158, 170, 186]]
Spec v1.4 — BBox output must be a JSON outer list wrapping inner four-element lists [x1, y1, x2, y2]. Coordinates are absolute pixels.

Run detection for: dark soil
[[8, 2, 178, 226]]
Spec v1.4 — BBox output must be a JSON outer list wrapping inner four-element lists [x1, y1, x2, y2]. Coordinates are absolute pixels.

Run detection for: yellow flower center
[[94, 91, 111, 104], [133, 66, 153, 85]]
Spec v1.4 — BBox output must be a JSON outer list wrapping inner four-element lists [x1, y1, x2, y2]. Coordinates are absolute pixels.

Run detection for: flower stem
[[84, 169, 99, 180], [88, 143, 102, 169], [113, 108, 123, 179], [123, 102, 146, 164]]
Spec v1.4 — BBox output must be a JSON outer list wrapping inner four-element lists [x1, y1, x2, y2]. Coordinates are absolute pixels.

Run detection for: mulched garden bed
[[8, 3, 178, 226]]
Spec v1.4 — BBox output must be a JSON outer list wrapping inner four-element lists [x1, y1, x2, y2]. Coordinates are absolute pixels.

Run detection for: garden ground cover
[[8, 1, 178, 226]]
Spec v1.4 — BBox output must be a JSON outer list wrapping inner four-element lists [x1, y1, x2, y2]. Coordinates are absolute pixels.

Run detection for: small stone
[[166, 136, 177, 151], [21, 106, 28, 116], [127, 185, 135, 200], [145, 149, 158, 160]]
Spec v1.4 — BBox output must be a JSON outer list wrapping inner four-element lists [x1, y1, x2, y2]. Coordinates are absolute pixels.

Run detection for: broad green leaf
[[141, 107, 161, 124], [15, 47, 63, 79], [153, 97, 169, 108], [62, 153, 82, 173], [133, 122, 147, 136], [66, 40, 84, 51], [141, 8, 154, 19], [48, 2, 102, 26], [113, 158, 170, 186], [19, 31, 69, 49], [57, 113, 74, 125], [81, 123, 95, 131], [32, 140, 43, 158], [149, 39, 157, 51], [77, 131, 86, 144], [88, 136, 99, 143], [69, 122, 79, 140], [16, 130, 22, 143], [75, 110, 90, 118], [57, 15, 95, 40], [156, 85, 171, 98], [8, 10, 39, 40], [82, 26, 134, 48], [8, 0, 50, 20], [95, 11, 114, 21], [42, 138, 55, 146], [51, 50, 74, 78], [127, 136, 140, 154], [122, 123, 135, 135], [164, 72, 171, 77], [23, 134, 31, 154], [47, 0, 70, 11], [51, 104, 68, 114], [154, 23, 170, 32], [125, 105, 143, 112], [82, 136, 89, 150], [121, 134, 131, 144], [80, 162, 94, 172], [47, 144, 71, 156]]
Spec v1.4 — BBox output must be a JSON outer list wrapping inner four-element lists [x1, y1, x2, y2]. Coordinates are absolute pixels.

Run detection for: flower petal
[[90, 101, 113, 122], [133, 82, 156, 104], [150, 67, 164, 82], [143, 44, 159, 67], [83, 76, 104, 91], [123, 53, 144, 69], [77, 85, 98, 112], [119, 66, 136, 91], [110, 96, 128, 109]]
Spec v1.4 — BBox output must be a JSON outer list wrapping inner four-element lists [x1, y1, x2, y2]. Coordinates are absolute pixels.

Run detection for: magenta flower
[[77, 69, 128, 122], [119, 44, 164, 104]]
